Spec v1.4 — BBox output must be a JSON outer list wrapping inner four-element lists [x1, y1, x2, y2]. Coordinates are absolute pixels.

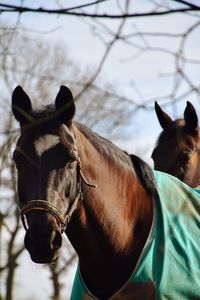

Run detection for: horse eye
[[181, 151, 191, 162]]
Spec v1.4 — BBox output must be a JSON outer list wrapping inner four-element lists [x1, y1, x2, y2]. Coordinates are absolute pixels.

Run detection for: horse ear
[[155, 101, 173, 129], [55, 86, 75, 124], [12, 86, 33, 125], [184, 101, 198, 131]]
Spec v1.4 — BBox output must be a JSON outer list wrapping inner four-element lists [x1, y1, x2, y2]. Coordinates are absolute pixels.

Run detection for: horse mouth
[[29, 251, 59, 264], [24, 229, 62, 264]]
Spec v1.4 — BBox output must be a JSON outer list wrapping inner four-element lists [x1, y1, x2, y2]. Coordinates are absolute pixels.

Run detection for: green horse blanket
[[70, 171, 200, 299]]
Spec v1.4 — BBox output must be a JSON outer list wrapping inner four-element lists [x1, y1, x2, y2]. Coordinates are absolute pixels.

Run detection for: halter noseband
[[20, 157, 97, 233]]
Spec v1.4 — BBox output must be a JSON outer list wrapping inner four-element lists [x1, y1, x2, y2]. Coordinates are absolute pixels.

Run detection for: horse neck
[[67, 124, 153, 298]]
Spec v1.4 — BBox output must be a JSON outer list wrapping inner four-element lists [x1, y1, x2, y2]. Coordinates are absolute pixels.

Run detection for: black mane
[[129, 154, 158, 199]]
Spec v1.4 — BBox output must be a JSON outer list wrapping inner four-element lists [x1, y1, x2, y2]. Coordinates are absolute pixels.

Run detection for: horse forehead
[[177, 119, 185, 127], [34, 134, 60, 156]]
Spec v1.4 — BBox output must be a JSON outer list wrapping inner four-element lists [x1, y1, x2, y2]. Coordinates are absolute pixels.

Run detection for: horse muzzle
[[24, 224, 62, 263], [22, 206, 63, 264]]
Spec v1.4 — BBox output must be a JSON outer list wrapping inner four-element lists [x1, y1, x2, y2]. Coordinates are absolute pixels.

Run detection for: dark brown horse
[[152, 101, 200, 188], [12, 86, 200, 299]]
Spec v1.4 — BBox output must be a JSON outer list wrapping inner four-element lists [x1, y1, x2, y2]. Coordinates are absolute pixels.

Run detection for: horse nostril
[[50, 230, 62, 251]]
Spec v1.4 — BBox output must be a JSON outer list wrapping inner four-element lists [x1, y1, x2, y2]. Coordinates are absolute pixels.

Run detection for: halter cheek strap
[[20, 158, 96, 233]]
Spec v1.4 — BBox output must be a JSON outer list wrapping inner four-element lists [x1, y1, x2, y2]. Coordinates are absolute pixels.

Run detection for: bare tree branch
[[173, 0, 200, 9], [0, 2, 200, 18]]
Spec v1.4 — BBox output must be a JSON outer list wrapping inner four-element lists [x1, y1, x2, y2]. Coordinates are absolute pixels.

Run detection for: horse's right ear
[[55, 86, 75, 124], [184, 101, 198, 132], [12, 86, 33, 125], [155, 101, 173, 129]]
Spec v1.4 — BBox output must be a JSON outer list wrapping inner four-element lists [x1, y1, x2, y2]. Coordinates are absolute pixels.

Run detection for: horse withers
[[12, 86, 200, 299], [152, 101, 200, 188]]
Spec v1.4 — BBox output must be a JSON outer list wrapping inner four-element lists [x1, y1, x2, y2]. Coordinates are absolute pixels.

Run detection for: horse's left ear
[[184, 101, 198, 132], [155, 101, 173, 129], [55, 86, 75, 124]]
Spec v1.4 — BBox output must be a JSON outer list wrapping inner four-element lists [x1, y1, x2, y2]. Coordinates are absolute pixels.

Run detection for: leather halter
[[20, 157, 97, 233]]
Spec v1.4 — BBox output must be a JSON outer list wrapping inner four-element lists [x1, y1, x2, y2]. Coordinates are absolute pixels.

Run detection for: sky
[[0, 1, 200, 299]]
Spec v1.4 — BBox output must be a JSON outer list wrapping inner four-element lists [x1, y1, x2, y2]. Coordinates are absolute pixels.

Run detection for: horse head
[[152, 101, 200, 187], [12, 85, 80, 263]]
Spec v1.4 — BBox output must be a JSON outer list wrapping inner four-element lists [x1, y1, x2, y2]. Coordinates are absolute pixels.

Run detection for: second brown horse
[[152, 101, 200, 188]]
